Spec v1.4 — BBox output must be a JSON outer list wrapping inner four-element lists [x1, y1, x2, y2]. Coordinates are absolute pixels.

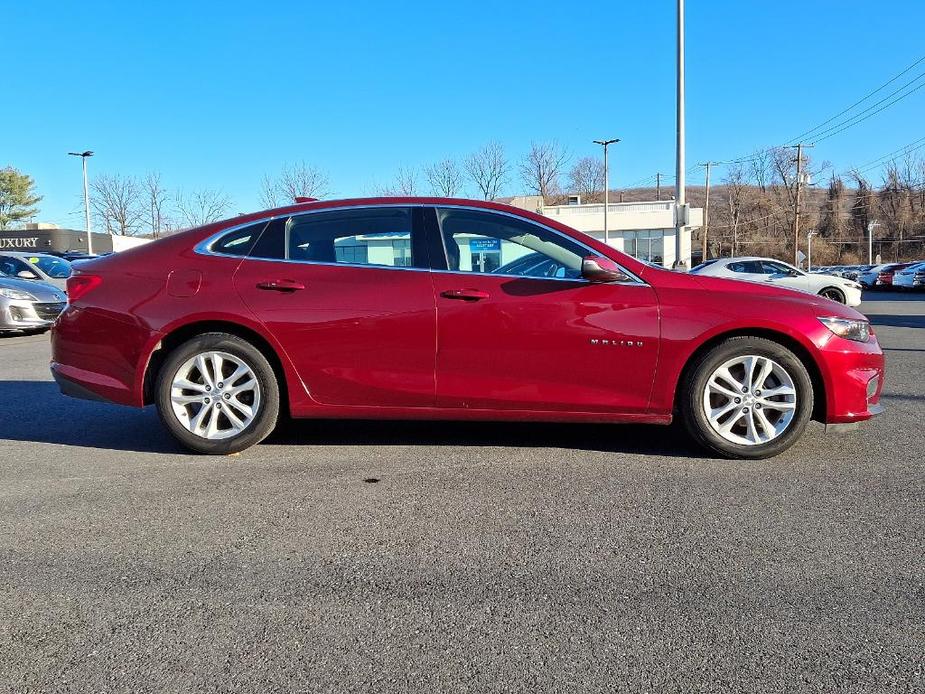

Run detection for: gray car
[[0, 272, 68, 334], [0, 252, 72, 292]]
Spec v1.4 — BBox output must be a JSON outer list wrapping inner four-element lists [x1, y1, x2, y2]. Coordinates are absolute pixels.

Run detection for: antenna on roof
[[294, 197, 318, 203]]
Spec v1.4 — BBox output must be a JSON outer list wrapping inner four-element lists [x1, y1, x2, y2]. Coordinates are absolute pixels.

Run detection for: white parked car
[[690, 257, 863, 306], [892, 262, 925, 290]]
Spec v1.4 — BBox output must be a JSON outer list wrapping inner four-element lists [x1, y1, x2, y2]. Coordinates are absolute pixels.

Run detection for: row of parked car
[[0, 252, 77, 334], [812, 262, 925, 290]]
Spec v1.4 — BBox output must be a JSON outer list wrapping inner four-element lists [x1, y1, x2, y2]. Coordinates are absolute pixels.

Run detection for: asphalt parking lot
[[1, 292, 923, 693]]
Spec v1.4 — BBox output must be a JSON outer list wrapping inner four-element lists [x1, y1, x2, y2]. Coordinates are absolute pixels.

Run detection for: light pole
[[673, 0, 687, 269], [807, 230, 817, 272], [593, 138, 620, 246], [68, 151, 94, 255], [867, 221, 880, 264]]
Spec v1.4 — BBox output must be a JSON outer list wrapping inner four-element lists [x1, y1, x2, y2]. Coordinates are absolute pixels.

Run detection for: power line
[[787, 53, 925, 144]]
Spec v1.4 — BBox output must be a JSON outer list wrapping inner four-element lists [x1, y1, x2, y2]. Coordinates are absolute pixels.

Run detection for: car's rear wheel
[[155, 332, 280, 454], [680, 337, 813, 459], [819, 286, 846, 303]]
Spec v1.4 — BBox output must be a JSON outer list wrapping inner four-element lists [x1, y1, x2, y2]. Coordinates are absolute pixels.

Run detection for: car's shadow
[[866, 314, 925, 329], [0, 380, 707, 458]]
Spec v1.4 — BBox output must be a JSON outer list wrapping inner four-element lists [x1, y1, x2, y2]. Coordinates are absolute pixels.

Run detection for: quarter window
[[211, 221, 269, 257], [436, 208, 585, 279]]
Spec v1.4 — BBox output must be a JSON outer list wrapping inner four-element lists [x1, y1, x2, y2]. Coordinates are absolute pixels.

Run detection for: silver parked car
[[0, 252, 73, 292], [0, 271, 68, 334]]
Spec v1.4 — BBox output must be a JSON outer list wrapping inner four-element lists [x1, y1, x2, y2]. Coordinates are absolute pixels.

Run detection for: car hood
[[686, 273, 866, 321], [0, 275, 66, 302]]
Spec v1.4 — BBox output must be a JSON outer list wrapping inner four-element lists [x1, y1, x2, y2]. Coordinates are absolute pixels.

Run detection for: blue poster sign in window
[[469, 238, 501, 253]]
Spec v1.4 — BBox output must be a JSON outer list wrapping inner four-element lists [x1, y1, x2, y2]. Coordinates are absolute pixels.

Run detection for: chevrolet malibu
[[51, 198, 885, 459]]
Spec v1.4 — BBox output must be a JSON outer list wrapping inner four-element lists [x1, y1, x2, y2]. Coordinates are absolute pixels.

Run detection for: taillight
[[67, 274, 102, 302]]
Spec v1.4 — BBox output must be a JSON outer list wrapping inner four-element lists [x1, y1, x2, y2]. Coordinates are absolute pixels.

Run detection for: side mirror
[[17, 270, 38, 279], [581, 255, 631, 283]]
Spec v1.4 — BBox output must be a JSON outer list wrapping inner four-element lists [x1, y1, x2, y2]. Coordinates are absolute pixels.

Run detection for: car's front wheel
[[155, 332, 280, 454], [680, 337, 814, 459], [818, 286, 846, 303]]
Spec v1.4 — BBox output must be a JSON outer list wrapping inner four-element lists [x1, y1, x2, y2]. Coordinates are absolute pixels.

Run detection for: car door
[[427, 206, 659, 414], [230, 206, 437, 408], [759, 260, 812, 291]]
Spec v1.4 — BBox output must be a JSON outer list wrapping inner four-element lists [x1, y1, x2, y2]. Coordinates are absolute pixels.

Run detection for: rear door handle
[[440, 289, 490, 301], [256, 279, 305, 292]]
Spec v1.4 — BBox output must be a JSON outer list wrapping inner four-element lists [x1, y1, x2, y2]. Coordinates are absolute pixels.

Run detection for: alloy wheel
[[701, 355, 797, 446], [169, 351, 261, 440]]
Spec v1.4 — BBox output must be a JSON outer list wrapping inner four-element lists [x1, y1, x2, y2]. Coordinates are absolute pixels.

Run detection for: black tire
[[680, 336, 814, 460], [155, 332, 280, 454], [818, 286, 846, 303]]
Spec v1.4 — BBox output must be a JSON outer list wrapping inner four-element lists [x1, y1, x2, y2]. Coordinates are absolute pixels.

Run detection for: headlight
[[818, 316, 870, 342], [0, 287, 37, 301]]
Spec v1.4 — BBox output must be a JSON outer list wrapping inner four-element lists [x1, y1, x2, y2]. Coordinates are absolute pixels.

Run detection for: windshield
[[28, 255, 73, 279]]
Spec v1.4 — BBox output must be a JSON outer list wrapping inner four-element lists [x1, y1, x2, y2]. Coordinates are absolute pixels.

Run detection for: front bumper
[[0, 300, 64, 331], [818, 333, 885, 425]]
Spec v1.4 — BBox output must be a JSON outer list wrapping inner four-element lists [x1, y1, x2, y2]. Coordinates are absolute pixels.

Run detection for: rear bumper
[[50, 306, 159, 407]]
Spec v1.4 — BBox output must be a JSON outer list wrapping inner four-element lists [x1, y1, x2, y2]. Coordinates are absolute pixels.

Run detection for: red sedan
[[51, 198, 884, 459]]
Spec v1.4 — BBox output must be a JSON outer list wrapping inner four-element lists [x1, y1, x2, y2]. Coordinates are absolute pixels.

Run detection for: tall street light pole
[[68, 150, 94, 255], [593, 138, 620, 246], [674, 0, 687, 269]]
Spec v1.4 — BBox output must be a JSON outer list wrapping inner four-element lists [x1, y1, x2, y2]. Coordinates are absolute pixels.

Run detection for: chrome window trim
[[193, 202, 647, 286]]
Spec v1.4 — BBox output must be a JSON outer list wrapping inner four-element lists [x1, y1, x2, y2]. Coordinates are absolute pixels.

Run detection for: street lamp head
[[68, 151, 94, 158], [593, 138, 621, 146]]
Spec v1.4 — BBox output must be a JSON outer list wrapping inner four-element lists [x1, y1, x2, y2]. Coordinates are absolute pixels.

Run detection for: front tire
[[155, 332, 280, 454], [819, 287, 846, 303], [680, 337, 814, 459]]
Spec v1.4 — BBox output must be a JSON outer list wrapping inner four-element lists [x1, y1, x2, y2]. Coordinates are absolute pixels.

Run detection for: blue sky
[[5, 0, 925, 226]]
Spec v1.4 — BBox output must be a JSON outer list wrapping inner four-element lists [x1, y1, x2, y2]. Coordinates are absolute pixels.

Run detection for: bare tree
[[724, 163, 749, 256], [175, 188, 232, 228], [143, 172, 170, 239], [377, 167, 418, 196], [568, 157, 605, 199], [261, 161, 330, 207], [519, 141, 569, 200], [90, 173, 145, 235], [424, 158, 464, 197], [464, 141, 508, 200]]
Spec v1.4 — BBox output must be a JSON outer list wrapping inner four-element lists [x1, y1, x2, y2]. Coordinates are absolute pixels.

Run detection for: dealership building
[[0, 224, 149, 254], [487, 196, 701, 268]]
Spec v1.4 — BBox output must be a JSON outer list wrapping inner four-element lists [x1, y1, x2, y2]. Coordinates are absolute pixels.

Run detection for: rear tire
[[680, 336, 814, 460], [155, 332, 280, 454]]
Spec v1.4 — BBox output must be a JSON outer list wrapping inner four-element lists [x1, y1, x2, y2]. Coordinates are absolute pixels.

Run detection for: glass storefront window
[[623, 230, 664, 265]]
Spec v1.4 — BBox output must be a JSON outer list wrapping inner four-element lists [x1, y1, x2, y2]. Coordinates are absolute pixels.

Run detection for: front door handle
[[256, 279, 305, 292], [440, 289, 490, 302]]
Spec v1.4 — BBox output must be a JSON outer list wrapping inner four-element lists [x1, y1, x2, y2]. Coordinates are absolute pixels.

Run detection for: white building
[[503, 197, 704, 268]]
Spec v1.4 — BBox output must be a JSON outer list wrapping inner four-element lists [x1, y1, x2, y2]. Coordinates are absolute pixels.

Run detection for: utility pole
[[673, 0, 687, 269], [789, 143, 813, 267], [807, 230, 816, 271], [68, 150, 95, 255], [656, 173, 662, 201], [700, 162, 715, 261], [593, 138, 620, 246]]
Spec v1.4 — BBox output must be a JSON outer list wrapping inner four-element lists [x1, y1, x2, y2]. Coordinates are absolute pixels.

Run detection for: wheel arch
[[674, 328, 827, 422], [142, 319, 294, 414]]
